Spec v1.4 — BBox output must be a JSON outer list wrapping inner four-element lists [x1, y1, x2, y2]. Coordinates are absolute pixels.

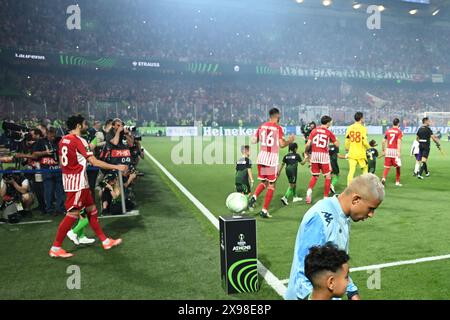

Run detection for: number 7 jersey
[[384, 127, 403, 158], [59, 134, 94, 192], [255, 121, 284, 167], [308, 127, 337, 164]]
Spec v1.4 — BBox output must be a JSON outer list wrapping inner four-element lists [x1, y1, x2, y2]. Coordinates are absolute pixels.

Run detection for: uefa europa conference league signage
[[1, 48, 445, 83]]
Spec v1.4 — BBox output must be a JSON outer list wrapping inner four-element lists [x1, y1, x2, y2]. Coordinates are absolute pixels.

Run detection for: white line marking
[[144, 148, 287, 298], [349, 254, 450, 272], [280, 253, 450, 283]]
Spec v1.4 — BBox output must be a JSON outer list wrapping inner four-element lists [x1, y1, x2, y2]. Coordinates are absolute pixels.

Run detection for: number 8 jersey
[[59, 134, 94, 192], [308, 127, 337, 164]]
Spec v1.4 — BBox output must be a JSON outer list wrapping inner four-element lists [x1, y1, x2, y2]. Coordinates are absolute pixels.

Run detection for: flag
[[366, 92, 390, 108]]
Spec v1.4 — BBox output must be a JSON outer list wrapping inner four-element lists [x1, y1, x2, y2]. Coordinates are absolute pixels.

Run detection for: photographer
[[0, 169, 34, 223], [14, 128, 46, 215], [100, 118, 134, 169], [129, 129, 144, 168], [31, 127, 65, 216], [100, 172, 135, 215], [107, 118, 134, 151]]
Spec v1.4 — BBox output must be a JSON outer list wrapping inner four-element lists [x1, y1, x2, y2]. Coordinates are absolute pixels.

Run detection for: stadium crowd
[[1, 69, 449, 127], [0, 116, 143, 223], [1, 0, 450, 74]]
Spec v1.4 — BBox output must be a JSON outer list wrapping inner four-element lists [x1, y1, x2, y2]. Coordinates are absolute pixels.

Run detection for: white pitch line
[[144, 148, 287, 298], [349, 254, 450, 272], [280, 253, 450, 284]]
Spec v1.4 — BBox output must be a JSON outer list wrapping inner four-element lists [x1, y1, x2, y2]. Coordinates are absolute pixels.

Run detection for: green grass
[[1, 134, 449, 299], [0, 154, 278, 299], [142, 134, 450, 299]]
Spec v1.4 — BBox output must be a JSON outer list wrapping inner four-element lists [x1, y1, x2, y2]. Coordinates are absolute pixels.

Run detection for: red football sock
[[396, 167, 401, 183], [87, 208, 107, 242], [324, 178, 331, 197], [308, 176, 318, 190], [53, 214, 77, 247], [254, 183, 266, 198], [263, 187, 274, 211], [383, 168, 390, 179]]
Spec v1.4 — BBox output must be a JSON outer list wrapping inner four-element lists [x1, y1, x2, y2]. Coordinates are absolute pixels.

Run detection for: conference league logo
[[232, 234, 251, 253]]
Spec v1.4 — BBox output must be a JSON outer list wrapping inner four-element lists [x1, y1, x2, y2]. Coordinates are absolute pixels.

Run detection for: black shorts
[[419, 145, 430, 159], [330, 160, 339, 175], [285, 168, 298, 184], [368, 161, 376, 174], [235, 183, 250, 194]]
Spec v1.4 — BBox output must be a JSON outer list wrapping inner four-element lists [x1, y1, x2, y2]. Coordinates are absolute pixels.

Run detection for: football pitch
[[1, 134, 449, 299]]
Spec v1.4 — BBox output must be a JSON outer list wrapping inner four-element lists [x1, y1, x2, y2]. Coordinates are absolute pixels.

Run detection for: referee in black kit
[[416, 117, 441, 180]]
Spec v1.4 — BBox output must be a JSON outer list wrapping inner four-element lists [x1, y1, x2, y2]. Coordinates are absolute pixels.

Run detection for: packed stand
[[1, 0, 450, 74]]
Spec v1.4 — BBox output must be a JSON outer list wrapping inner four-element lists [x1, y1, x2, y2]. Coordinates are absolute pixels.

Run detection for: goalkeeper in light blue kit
[[285, 173, 384, 300]]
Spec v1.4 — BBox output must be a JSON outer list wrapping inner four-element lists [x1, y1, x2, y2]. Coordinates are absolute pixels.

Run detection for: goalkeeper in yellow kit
[[345, 112, 371, 185]]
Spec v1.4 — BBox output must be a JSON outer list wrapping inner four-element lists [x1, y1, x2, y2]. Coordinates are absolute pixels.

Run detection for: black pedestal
[[219, 215, 258, 294]]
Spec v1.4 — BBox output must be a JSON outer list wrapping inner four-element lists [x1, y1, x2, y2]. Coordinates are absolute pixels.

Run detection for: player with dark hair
[[248, 108, 295, 218], [235, 145, 254, 198], [286, 173, 385, 300], [304, 115, 338, 204], [279, 142, 306, 206], [381, 118, 403, 186], [416, 117, 441, 179], [304, 243, 350, 300], [49, 114, 128, 258]]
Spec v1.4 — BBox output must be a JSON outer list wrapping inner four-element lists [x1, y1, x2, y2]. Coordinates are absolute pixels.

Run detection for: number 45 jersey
[[308, 127, 337, 164], [59, 134, 94, 192]]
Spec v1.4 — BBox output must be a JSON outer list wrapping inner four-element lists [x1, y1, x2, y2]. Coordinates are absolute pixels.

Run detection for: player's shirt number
[[348, 131, 361, 143], [260, 130, 275, 147], [312, 134, 328, 148], [61, 146, 68, 166], [389, 133, 396, 145]]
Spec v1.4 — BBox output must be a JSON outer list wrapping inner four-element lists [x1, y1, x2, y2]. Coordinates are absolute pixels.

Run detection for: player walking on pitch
[[248, 108, 295, 218], [381, 118, 403, 186], [304, 116, 339, 204], [345, 112, 370, 186], [49, 114, 128, 258]]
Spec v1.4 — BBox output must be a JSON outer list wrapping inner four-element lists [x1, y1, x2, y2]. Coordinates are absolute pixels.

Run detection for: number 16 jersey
[[255, 121, 284, 167]]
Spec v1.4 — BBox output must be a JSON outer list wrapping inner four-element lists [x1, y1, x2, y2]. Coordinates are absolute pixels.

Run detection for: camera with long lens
[[125, 125, 142, 141], [2, 173, 13, 181], [124, 126, 136, 133], [99, 173, 117, 189], [2, 122, 31, 142]]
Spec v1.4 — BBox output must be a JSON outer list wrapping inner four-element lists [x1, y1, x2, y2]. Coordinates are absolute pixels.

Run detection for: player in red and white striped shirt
[[49, 114, 128, 259], [248, 108, 295, 218], [381, 118, 403, 186], [304, 116, 339, 204]]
